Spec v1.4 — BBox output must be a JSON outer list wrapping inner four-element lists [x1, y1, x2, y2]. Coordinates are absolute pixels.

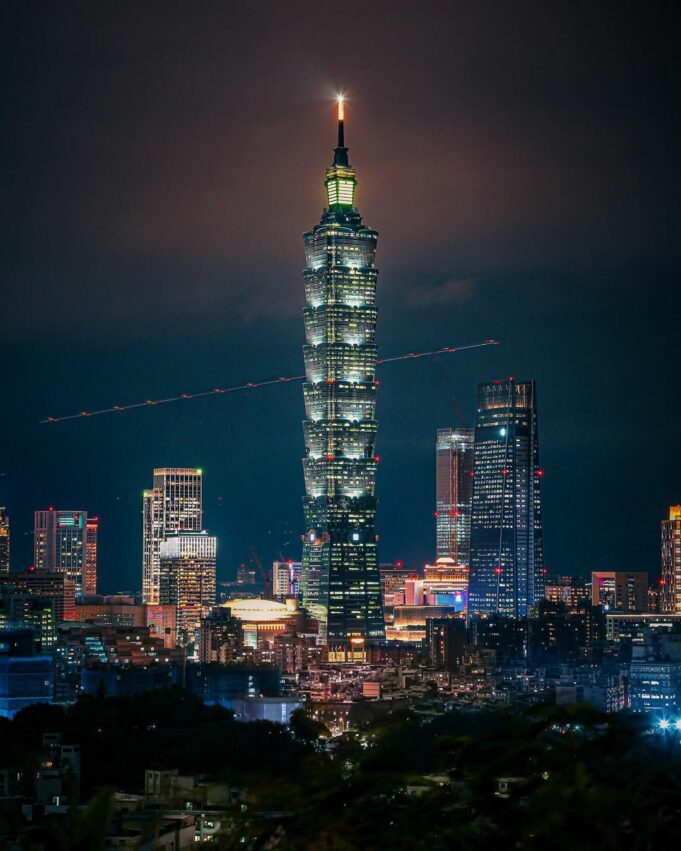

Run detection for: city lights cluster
[[656, 718, 681, 732]]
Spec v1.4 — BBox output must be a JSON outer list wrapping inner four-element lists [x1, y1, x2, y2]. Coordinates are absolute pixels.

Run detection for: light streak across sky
[[40, 339, 500, 424]]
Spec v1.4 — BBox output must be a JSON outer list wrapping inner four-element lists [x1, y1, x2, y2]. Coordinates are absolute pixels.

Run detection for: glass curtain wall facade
[[300, 100, 385, 656], [33, 509, 88, 597], [435, 428, 474, 563], [468, 379, 545, 617], [142, 468, 203, 605]]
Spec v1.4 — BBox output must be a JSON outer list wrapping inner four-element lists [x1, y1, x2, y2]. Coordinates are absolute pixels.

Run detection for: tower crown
[[325, 96, 357, 208]]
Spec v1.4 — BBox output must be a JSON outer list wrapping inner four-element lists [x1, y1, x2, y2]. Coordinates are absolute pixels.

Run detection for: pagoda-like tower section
[[300, 98, 385, 658]]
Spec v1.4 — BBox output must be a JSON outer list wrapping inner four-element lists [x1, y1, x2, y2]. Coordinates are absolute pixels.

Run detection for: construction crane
[[249, 547, 272, 597], [452, 397, 469, 429]]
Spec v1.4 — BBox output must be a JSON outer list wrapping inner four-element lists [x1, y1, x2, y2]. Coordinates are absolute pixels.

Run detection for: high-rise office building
[[299, 98, 384, 658], [34, 509, 93, 597], [142, 468, 203, 605], [662, 506, 681, 613], [435, 428, 473, 564], [159, 532, 216, 646], [468, 379, 545, 618], [0, 508, 9, 574], [84, 516, 99, 597], [272, 561, 302, 598]]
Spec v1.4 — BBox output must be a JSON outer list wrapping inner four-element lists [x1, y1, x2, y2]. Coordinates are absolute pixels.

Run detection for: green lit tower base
[[300, 98, 385, 660]]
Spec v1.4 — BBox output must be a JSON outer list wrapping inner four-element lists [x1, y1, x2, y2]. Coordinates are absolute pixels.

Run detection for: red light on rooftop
[[27, 565, 36, 573], [325, 377, 335, 384], [375, 455, 381, 462], [324, 454, 335, 461], [395, 560, 404, 568], [469, 471, 475, 477], [660, 578, 667, 586], [450, 509, 459, 517], [501, 468, 508, 475], [374, 380, 381, 386], [433, 511, 439, 517], [495, 567, 503, 575], [537, 469, 545, 477]]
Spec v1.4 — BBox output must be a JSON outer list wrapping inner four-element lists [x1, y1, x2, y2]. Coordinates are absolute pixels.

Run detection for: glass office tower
[[468, 379, 545, 617], [142, 468, 203, 605], [300, 99, 385, 657], [435, 428, 474, 563]]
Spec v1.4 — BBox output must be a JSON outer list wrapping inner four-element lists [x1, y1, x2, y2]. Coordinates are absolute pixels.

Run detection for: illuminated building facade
[[0, 508, 9, 574], [591, 571, 648, 613], [272, 560, 301, 598], [84, 516, 98, 596], [300, 98, 384, 656], [159, 531, 216, 646], [34, 509, 91, 597], [468, 379, 545, 618], [142, 468, 203, 605], [0, 569, 76, 621], [544, 575, 589, 608], [435, 428, 473, 563], [74, 598, 177, 648], [661, 506, 681, 613]]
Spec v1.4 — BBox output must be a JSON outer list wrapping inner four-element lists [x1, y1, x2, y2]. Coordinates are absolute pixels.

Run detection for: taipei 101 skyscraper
[[300, 97, 385, 660]]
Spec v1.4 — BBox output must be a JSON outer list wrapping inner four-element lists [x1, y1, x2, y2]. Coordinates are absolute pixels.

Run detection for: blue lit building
[[300, 98, 384, 658], [0, 628, 53, 719], [468, 379, 545, 617]]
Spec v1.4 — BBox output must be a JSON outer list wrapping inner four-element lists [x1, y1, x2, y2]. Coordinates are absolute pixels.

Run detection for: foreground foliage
[[2, 694, 681, 849]]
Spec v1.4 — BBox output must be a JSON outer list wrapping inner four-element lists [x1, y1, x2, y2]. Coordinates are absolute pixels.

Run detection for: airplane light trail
[[40, 339, 500, 424]]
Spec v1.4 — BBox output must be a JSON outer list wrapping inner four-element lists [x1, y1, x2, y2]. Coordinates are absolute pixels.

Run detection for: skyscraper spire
[[337, 95, 345, 146], [333, 94, 349, 167]]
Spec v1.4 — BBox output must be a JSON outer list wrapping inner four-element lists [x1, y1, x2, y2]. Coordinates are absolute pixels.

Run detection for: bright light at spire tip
[[336, 93, 345, 122]]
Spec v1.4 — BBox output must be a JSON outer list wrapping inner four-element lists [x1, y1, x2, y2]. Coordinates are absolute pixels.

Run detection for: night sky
[[2, 2, 679, 593]]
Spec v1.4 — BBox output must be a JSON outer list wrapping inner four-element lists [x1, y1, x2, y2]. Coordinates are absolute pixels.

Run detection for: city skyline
[[1, 6, 680, 843], [1, 2, 678, 596]]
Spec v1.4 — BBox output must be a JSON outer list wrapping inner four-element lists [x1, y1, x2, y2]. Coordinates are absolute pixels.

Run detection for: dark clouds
[[1, 1, 679, 589]]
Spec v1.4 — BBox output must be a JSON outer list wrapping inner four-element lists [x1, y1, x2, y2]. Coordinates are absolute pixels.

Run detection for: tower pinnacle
[[333, 94, 349, 167]]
